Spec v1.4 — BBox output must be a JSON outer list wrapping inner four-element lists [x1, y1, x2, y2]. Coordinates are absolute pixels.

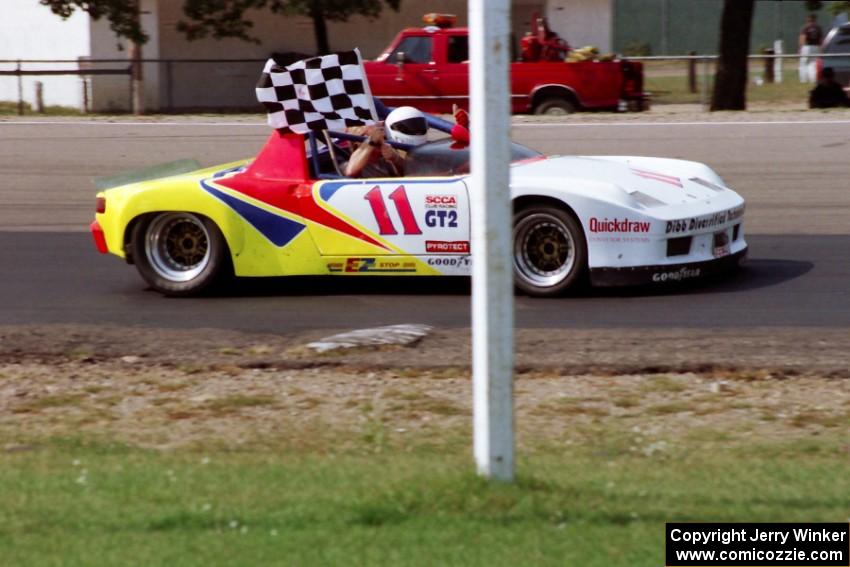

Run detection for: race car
[[90, 111, 747, 297]]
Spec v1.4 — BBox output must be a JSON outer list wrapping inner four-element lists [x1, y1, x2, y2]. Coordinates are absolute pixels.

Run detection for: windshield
[[824, 26, 850, 53], [404, 139, 541, 177]]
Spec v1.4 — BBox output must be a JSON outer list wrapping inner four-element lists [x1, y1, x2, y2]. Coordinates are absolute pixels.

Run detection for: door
[[368, 35, 442, 111], [434, 33, 471, 113], [309, 178, 471, 258]]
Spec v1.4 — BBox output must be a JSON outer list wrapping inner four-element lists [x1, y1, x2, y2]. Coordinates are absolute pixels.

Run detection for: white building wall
[[156, 1, 470, 60], [154, 1, 470, 110], [88, 0, 160, 112], [546, 0, 612, 53], [2, 1, 575, 112], [0, 0, 90, 109]]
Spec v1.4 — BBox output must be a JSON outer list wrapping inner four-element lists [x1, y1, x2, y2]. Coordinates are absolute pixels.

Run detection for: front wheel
[[131, 212, 229, 296], [513, 206, 587, 297]]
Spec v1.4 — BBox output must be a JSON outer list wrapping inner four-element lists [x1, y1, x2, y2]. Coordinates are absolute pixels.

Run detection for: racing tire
[[131, 212, 229, 297], [513, 206, 587, 297], [534, 97, 576, 116]]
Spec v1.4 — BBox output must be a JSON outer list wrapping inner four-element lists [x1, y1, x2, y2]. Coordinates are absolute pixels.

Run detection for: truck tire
[[534, 98, 576, 116]]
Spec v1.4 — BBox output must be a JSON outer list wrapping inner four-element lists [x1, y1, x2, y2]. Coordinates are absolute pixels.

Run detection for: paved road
[[0, 232, 846, 331], [2, 119, 849, 234], [0, 119, 847, 332]]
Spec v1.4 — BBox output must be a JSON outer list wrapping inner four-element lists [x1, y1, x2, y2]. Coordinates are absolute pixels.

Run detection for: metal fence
[[2, 53, 849, 115], [0, 58, 267, 114], [0, 59, 132, 114]]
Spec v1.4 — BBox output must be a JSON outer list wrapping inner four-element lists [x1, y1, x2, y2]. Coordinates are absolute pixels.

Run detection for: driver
[[344, 106, 428, 178]]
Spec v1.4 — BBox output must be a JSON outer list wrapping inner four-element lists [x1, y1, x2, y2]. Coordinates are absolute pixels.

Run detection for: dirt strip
[[1, 325, 847, 450], [0, 324, 847, 377]]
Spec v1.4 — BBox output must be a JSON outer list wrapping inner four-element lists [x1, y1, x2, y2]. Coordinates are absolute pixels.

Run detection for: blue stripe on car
[[201, 179, 305, 247]]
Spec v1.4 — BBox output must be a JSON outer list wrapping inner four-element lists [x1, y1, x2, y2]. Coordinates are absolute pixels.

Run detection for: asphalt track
[[1, 119, 848, 332]]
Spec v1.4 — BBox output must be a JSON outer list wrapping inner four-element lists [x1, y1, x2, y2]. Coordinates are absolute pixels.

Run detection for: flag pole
[[469, 0, 514, 481], [354, 48, 378, 121]]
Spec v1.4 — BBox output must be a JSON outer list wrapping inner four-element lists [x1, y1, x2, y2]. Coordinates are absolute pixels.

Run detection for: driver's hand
[[380, 142, 397, 161], [367, 125, 386, 146], [450, 104, 470, 145], [347, 124, 369, 137], [452, 104, 469, 128]]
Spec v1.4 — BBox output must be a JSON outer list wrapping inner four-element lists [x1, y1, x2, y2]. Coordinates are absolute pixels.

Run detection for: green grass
[[645, 75, 812, 105], [0, 434, 847, 566], [11, 394, 87, 413], [645, 401, 692, 415], [0, 100, 84, 116], [640, 375, 688, 394], [641, 59, 816, 106], [202, 394, 277, 413]]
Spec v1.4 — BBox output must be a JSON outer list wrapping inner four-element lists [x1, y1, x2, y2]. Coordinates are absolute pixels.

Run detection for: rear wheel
[[534, 97, 576, 116], [513, 206, 586, 297], [131, 212, 229, 296]]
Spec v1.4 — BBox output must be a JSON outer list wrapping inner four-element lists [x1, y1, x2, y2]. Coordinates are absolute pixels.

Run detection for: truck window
[[387, 36, 433, 64], [447, 36, 468, 63]]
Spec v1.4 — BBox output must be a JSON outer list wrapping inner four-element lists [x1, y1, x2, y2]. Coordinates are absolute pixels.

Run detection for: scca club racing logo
[[589, 217, 651, 233], [424, 195, 457, 209]]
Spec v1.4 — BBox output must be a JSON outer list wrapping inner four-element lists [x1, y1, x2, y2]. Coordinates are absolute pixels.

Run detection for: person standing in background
[[799, 14, 823, 83]]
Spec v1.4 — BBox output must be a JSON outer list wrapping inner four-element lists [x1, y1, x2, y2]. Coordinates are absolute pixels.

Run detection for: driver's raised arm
[[451, 104, 470, 145], [345, 107, 430, 177], [344, 124, 403, 177]]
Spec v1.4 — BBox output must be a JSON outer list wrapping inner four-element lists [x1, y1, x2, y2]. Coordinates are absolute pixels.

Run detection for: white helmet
[[385, 106, 428, 146]]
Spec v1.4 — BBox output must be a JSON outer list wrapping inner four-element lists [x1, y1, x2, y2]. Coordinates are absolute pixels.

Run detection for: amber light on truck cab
[[422, 13, 456, 28]]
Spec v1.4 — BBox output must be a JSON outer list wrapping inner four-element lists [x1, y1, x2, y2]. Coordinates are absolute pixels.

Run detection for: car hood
[[511, 156, 742, 214]]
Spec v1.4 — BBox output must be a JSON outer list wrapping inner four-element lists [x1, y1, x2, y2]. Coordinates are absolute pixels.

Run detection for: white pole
[[469, 0, 514, 482], [773, 39, 783, 84]]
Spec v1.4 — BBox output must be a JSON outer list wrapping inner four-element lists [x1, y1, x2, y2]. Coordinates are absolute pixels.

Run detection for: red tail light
[[96, 196, 106, 214], [90, 221, 108, 254], [621, 61, 644, 96], [816, 58, 824, 81]]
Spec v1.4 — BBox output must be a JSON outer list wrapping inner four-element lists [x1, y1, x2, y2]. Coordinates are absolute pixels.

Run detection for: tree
[[708, 0, 845, 112], [40, 0, 147, 44], [178, 0, 402, 55], [830, 2, 850, 15], [42, 0, 146, 113], [803, 0, 850, 17], [710, 0, 755, 111]]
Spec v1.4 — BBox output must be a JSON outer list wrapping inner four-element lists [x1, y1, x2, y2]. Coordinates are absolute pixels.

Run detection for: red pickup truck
[[364, 15, 648, 115]]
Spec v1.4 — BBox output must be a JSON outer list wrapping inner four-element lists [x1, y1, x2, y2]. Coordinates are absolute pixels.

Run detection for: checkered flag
[[256, 48, 377, 133]]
